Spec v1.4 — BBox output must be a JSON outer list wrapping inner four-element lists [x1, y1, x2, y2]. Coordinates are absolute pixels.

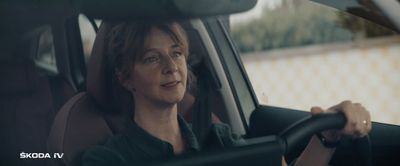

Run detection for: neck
[[133, 96, 185, 154], [134, 103, 179, 136]]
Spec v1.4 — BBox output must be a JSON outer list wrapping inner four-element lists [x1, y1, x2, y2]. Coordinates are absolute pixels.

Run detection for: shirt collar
[[123, 114, 200, 157], [177, 115, 201, 152]]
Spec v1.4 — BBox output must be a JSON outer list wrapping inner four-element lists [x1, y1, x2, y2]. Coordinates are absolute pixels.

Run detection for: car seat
[[47, 22, 126, 166], [0, 31, 75, 166]]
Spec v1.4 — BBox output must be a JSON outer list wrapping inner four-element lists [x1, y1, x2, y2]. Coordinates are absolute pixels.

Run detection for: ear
[[115, 69, 132, 90]]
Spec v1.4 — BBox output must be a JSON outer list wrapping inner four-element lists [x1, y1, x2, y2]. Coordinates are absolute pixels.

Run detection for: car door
[[208, 0, 400, 165]]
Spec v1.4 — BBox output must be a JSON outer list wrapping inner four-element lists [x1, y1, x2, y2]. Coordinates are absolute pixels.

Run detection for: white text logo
[[19, 152, 64, 159]]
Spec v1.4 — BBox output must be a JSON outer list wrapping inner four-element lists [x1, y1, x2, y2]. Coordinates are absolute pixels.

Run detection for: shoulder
[[82, 135, 128, 166]]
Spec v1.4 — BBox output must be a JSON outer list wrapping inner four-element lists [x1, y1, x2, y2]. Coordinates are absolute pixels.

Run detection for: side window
[[35, 25, 57, 74], [229, 0, 400, 125], [78, 14, 100, 63]]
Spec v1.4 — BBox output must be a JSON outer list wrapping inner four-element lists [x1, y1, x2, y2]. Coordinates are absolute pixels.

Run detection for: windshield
[[228, 0, 400, 125]]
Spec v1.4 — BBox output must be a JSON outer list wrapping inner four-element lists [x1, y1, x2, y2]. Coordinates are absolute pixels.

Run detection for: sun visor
[[73, 0, 257, 20], [311, 0, 399, 32]]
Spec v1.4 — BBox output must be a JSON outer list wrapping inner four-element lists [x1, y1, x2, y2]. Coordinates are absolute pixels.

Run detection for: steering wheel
[[141, 113, 371, 166], [279, 113, 372, 166]]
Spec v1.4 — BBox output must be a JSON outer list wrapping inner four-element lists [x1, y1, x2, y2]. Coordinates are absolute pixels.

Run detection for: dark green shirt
[[82, 115, 244, 166]]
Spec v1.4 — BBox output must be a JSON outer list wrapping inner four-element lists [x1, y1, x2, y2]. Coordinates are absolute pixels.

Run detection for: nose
[[162, 55, 178, 74]]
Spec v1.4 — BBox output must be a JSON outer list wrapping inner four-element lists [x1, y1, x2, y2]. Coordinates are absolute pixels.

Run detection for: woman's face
[[127, 27, 187, 107]]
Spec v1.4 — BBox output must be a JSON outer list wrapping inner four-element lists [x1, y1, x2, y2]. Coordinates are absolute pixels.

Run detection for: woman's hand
[[311, 100, 372, 141]]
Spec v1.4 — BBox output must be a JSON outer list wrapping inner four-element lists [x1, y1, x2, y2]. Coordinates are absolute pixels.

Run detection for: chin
[[171, 95, 185, 104], [162, 93, 185, 105]]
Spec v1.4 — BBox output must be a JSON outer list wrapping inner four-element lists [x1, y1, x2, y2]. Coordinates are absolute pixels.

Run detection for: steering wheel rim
[[279, 113, 371, 166]]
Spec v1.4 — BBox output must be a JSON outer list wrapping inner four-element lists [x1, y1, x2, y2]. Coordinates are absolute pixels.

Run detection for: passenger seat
[[47, 22, 126, 166], [0, 33, 75, 166]]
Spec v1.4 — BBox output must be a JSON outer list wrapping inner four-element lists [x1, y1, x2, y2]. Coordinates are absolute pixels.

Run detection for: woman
[[82, 21, 371, 166]]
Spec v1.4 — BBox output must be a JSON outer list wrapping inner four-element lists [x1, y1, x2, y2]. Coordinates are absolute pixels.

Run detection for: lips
[[161, 81, 180, 88]]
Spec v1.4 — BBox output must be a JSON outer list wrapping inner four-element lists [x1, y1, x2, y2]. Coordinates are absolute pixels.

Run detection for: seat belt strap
[[192, 69, 212, 147]]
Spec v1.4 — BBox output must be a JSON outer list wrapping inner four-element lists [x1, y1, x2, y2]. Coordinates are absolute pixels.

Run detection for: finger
[[339, 101, 357, 135], [326, 101, 351, 135], [354, 103, 372, 135], [310, 106, 324, 115], [352, 130, 363, 139], [347, 118, 365, 139], [328, 100, 352, 112], [352, 103, 371, 138], [343, 119, 358, 136], [341, 100, 354, 113], [354, 102, 362, 107], [365, 109, 372, 132], [354, 103, 366, 136], [355, 120, 366, 138], [362, 108, 372, 134], [342, 101, 366, 137], [359, 120, 369, 137], [329, 100, 354, 117], [358, 122, 370, 138], [366, 119, 372, 132]]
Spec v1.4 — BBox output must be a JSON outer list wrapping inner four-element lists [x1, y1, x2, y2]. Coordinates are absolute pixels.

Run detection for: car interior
[[1, 0, 400, 166]]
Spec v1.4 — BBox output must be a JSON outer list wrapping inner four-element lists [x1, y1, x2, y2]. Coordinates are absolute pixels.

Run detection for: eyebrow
[[143, 44, 181, 54], [171, 44, 180, 49]]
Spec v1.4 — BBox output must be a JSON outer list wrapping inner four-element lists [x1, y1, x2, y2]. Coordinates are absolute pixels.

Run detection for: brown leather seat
[[0, 36, 75, 166], [0, 59, 54, 166], [47, 22, 127, 166]]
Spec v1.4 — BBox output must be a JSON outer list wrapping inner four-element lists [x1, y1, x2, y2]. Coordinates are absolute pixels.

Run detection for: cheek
[[132, 75, 151, 88], [131, 66, 159, 88], [179, 61, 188, 86]]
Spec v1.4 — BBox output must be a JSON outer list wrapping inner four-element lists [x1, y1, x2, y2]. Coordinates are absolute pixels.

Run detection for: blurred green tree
[[336, 12, 396, 39], [230, 0, 394, 53]]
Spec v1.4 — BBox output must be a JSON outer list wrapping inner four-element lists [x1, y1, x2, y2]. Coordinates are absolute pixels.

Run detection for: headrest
[[86, 22, 113, 106]]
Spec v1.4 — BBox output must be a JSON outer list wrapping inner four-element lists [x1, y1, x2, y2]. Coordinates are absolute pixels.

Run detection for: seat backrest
[[47, 92, 126, 166], [0, 58, 53, 166], [0, 37, 74, 166], [47, 22, 127, 166]]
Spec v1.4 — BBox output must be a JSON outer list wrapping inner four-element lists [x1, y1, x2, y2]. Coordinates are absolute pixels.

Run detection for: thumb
[[310, 106, 324, 116]]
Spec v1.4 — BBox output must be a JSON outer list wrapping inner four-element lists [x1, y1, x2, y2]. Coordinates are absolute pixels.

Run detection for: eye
[[172, 51, 183, 58], [143, 55, 160, 64]]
